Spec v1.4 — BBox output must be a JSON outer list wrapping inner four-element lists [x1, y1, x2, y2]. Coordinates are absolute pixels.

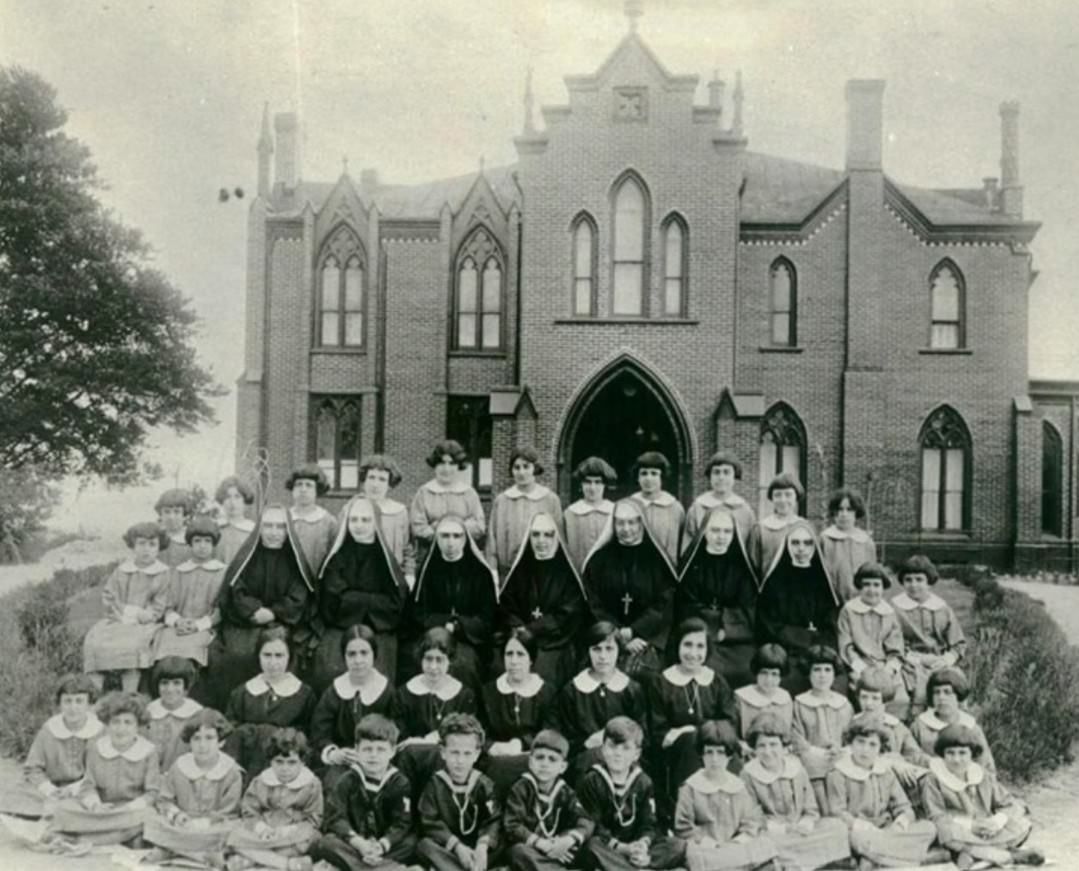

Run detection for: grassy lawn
[[932, 576, 976, 635]]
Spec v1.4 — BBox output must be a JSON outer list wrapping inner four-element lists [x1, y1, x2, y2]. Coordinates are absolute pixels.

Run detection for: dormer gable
[[315, 172, 369, 249], [451, 170, 511, 253]]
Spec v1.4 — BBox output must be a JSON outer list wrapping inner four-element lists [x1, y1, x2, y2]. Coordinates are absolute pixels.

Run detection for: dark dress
[[479, 674, 557, 800], [310, 672, 396, 771], [675, 510, 760, 687], [224, 673, 317, 785]]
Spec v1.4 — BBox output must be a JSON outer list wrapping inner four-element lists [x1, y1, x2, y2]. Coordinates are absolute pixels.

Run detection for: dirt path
[[998, 578, 1079, 643]]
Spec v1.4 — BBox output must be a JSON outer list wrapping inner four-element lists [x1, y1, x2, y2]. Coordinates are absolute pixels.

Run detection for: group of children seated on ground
[[0, 443, 1047, 870]]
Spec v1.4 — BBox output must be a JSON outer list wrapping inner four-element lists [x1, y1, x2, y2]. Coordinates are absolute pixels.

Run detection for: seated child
[[577, 716, 686, 871], [910, 667, 995, 774], [228, 727, 322, 871], [733, 645, 793, 750], [83, 522, 170, 693], [215, 475, 257, 565], [922, 724, 1044, 869], [144, 708, 243, 867], [836, 564, 905, 710], [853, 668, 928, 793], [157, 488, 195, 569], [51, 691, 161, 846], [146, 656, 204, 772], [818, 487, 877, 603], [311, 714, 416, 871], [825, 713, 936, 870], [740, 713, 850, 871], [672, 720, 777, 871], [417, 713, 502, 871], [0, 675, 103, 819], [503, 729, 596, 871], [791, 645, 853, 810], [891, 555, 966, 714]]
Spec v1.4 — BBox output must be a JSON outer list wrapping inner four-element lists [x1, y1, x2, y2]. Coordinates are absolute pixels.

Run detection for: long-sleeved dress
[[746, 514, 801, 579], [684, 492, 755, 552], [673, 770, 777, 871], [410, 479, 486, 548], [0, 714, 103, 818], [819, 526, 877, 603], [479, 673, 556, 800], [732, 685, 793, 741], [146, 697, 204, 774], [216, 518, 254, 566], [486, 484, 564, 577], [910, 709, 995, 774], [791, 690, 854, 810], [153, 558, 226, 666], [161, 531, 193, 570], [417, 769, 502, 871], [228, 765, 323, 860], [143, 752, 243, 858], [564, 499, 613, 572], [630, 491, 685, 565], [289, 505, 338, 579], [373, 497, 415, 582], [892, 592, 967, 710], [837, 598, 905, 677], [224, 673, 317, 783], [83, 559, 169, 672], [311, 672, 396, 768]]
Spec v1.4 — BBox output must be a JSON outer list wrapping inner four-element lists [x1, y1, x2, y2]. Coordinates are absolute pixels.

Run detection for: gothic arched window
[[314, 396, 361, 491], [1042, 420, 1064, 537], [317, 226, 366, 348], [758, 402, 807, 516], [454, 227, 503, 350], [571, 213, 597, 316], [919, 405, 971, 531], [929, 261, 965, 349], [769, 258, 796, 347], [662, 213, 688, 317], [611, 174, 649, 316]]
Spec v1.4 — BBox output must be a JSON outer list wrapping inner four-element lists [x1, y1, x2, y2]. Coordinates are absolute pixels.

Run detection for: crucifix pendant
[[621, 592, 633, 616], [531, 607, 543, 620], [807, 620, 817, 632]]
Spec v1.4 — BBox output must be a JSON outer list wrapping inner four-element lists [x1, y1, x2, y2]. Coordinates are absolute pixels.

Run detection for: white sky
[[3, 0, 1078, 535]]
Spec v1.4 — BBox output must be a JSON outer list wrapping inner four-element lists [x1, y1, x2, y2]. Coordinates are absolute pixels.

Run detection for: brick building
[[235, 10, 1077, 570]]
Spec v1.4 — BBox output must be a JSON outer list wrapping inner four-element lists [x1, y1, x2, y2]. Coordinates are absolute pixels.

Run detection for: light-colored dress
[[733, 685, 793, 740], [746, 514, 801, 577], [910, 710, 995, 774], [410, 479, 486, 542], [819, 526, 877, 603], [892, 592, 966, 709], [83, 559, 169, 672], [289, 505, 337, 578], [216, 518, 255, 566], [161, 532, 193, 570], [792, 690, 854, 782], [631, 490, 685, 565], [685, 492, 756, 551], [144, 752, 243, 857], [153, 558, 226, 666], [564, 499, 613, 571], [373, 497, 415, 583], [486, 484, 563, 576], [227, 765, 323, 861], [145, 697, 203, 773], [673, 769, 777, 871], [0, 714, 103, 818], [837, 599, 905, 676]]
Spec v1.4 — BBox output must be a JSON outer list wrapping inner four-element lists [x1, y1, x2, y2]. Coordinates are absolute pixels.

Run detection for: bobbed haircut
[[927, 667, 970, 703], [502, 626, 539, 663], [633, 451, 670, 480], [55, 674, 98, 704], [426, 440, 469, 470], [704, 450, 742, 481], [697, 719, 741, 756], [827, 486, 867, 519], [745, 712, 791, 748], [339, 623, 379, 660], [359, 454, 403, 489], [97, 691, 150, 727], [255, 624, 292, 659], [155, 488, 194, 515], [854, 667, 898, 703], [185, 515, 221, 546], [215, 475, 255, 505], [123, 522, 169, 550], [355, 713, 399, 745], [934, 723, 984, 759], [438, 712, 485, 747], [584, 620, 623, 652], [751, 643, 789, 676], [417, 626, 456, 661], [180, 708, 232, 743], [853, 562, 892, 590], [153, 656, 198, 691], [804, 644, 843, 673], [673, 617, 710, 650], [531, 728, 570, 759], [603, 715, 644, 747], [898, 554, 940, 586], [509, 446, 543, 476], [266, 726, 308, 760], [767, 471, 804, 500], [284, 463, 330, 495], [843, 712, 892, 751], [573, 456, 617, 485]]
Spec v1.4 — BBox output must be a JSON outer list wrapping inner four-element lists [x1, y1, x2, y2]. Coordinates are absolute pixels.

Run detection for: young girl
[[215, 475, 256, 566], [154, 515, 226, 671], [746, 471, 803, 576], [672, 720, 777, 871], [631, 451, 684, 564], [147, 656, 204, 772], [410, 440, 486, 565], [852, 668, 929, 794], [310, 624, 396, 774], [892, 555, 966, 714], [0, 675, 102, 819], [684, 451, 755, 547], [819, 487, 877, 603], [144, 708, 243, 867], [922, 724, 1043, 869], [228, 728, 322, 871], [51, 692, 161, 846], [487, 446, 564, 578], [480, 628, 557, 800], [564, 456, 616, 572], [791, 645, 853, 811], [825, 713, 936, 870], [739, 713, 850, 871], [225, 626, 318, 783], [733, 644, 794, 745], [837, 563, 905, 700], [157, 488, 195, 569], [358, 454, 415, 584], [83, 521, 170, 693], [910, 667, 995, 774], [551, 621, 648, 782], [285, 464, 338, 579]]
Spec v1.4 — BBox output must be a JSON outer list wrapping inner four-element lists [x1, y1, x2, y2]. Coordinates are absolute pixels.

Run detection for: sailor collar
[[289, 505, 331, 524], [834, 755, 891, 780], [333, 672, 389, 704], [743, 756, 804, 785], [591, 763, 643, 796], [503, 484, 552, 501], [46, 713, 103, 741], [175, 558, 226, 573], [795, 690, 850, 710], [96, 734, 156, 762], [735, 685, 792, 709], [348, 765, 401, 793], [572, 670, 630, 694], [567, 499, 614, 517], [686, 769, 745, 795], [892, 592, 946, 612], [821, 525, 871, 543], [117, 559, 169, 575], [260, 765, 316, 790], [375, 498, 406, 516], [175, 752, 236, 782], [845, 599, 895, 617], [221, 518, 255, 533], [423, 478, 471, 495], [632, 490, 677, 507], [246, 673, 304, 698], [929, 757, 985, 790], [406, 675, 463, 701], [435, 768, 482, 795], [918, 709, 976, 731], [147, 698, 203, 721], [759, 513, 800, 531], [695, 492, 748, 510], [496, 673, 546, 698], [662, 665, 715, 688]]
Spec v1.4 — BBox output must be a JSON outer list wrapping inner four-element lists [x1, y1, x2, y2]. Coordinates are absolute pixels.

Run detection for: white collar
[[918, 709, 976, 731], [590, 763, 643, 797], [46, 713, 103, 740], [686, 769, 745, 795], [175, 753, 237, 782], [892, 592, 946, 612], [351, 765, 401, 792], [118, 559, 169, 575], [846, 598, 894, 616], [572, 670, 630, 694], [662, 665, 715, 687], [759, 514, 800, 531], [567, 499, 613, 517], [406, 674, 463, 701], [821, 525, 870, 543], [259, 765, 316, 790], [743, 756, 804, 784], [290, 505, 331, 524], [496, 673, 545, 698], [148, 698, 203, 720], [175, 559, 226, 573], [834, 755, 891, 780], [96, 735, 155, 762], [503, 484, 551, 501], [795, 690, 850, 710], [374, 498, 406, 516], [424, 478, 470, 495], [221, 518, 255, 533], [435, 768, 482, 795], [333, 672, 389, 704], [695, 492, 747, 510], [246, 673, 303, 698], [167, 531, 187, 544], [929, 757, 985, 790], [736, 685, 792, 708], [632, 490, 676, 507]]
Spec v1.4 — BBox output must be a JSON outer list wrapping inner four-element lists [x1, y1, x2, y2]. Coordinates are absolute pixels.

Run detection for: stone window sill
[[448, 349, 507, 358], [919, 348, 973, 356], [312, 347, 366, 356], [554, 317, 700, 325], [759, 345, 804, 354]]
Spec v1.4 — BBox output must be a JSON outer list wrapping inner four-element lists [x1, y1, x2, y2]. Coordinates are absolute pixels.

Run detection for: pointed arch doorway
[[558, 357, 692, 503]]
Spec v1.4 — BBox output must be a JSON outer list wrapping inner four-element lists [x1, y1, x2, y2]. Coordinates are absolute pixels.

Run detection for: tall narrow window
[[320, 259, 340, 346], [1042, 421, 1064, 537], [662, 215, 687, 316], [572, 215, 596, 316], [612, 176, 646, 315], [769, 258, 796, 346], [447, 396, 494, 491], [930, 261, 964, 349], [317, 225, 366, 348], [313, 397, 362, 490], [758, 403, 806, 516], [919, 406, 970, 531], [344, 257, 363, 346], [454, 227, 504, 350]]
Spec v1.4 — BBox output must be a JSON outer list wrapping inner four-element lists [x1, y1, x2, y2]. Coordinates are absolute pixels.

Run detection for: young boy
[[311, 714, 416, 871], [577, 717, 685, 871], [630, 451, 684, 564], [503, 729, 595, 871], [746, 472, 803, 576], [417, 713, 501, 871]]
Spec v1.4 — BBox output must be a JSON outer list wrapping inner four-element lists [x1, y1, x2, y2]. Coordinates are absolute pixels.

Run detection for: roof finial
[[341, 154, 349, 175], [523, 65, 536, 135], [625, 0, 643, 32], [732, 69, 744, 136]]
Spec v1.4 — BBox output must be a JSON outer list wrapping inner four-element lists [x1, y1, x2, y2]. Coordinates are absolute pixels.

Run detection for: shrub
[[968, 577, 1079, 783]]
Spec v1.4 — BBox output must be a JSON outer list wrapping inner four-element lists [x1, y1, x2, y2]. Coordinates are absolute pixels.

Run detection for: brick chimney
[[999, 101, 1023, 218], [708, 70, 725, 112], [845, 80, 885, 171], [273, 112, 301, 190]]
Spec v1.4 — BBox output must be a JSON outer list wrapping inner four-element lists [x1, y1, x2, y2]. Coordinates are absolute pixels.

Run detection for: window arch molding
[[452, 225, 505, 352], [768, 256, 797, 347], [315, 223, 367, 349], [918, 404, 972, 531], [929, 258, 966, 349], [312, 395, 362, 491], [608, 169, 651, 317], [660, 211, 689, 317], [1042, 419, 1064, 537], [757, 401, 807, 516], [569, 210, 598, 317]]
